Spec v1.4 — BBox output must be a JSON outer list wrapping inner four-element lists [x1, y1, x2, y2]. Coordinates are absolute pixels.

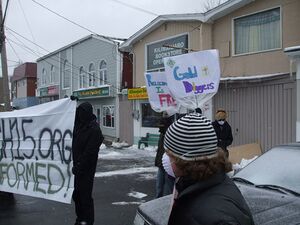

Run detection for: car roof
[[237, 183, 300, 225]]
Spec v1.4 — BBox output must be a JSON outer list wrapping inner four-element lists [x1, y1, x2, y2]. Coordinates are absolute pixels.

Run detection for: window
[[42, 68, 47, 86], [63, 60, 71, 88], [89, 63, 96, 87], [50, 65, 55, 84], [234, 7, 281, 55], [141, 103, 161, 127], [102, 105, 114, 128], [97, 108, 101, 125], [99, 60, 107, 86], [79, 66, 87, 88]]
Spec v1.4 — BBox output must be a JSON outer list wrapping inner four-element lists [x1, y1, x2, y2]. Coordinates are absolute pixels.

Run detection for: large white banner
[[0, 98, 76, 204], [163, 49, 220, 109], [144, 72, 178, 115]]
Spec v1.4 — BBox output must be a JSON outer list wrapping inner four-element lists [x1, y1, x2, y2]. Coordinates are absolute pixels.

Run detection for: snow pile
[[127, 191, 147, 199], [231, 156, 258, 175], [95, 167, 157, 177], [100, 143, 107, 150], [111, 141, 130, 149], [99, 151, 123, 159]]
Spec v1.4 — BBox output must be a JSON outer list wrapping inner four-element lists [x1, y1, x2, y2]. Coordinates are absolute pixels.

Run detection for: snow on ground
[[95, 167, 157, 178], [95, 142, 157, 178], [112, 201, 145, 205], [99, 144, 156, 160], [127, 191, 147, 199]]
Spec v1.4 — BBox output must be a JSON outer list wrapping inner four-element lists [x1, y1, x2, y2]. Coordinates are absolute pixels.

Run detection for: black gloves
[[72, 162, 82, 176]]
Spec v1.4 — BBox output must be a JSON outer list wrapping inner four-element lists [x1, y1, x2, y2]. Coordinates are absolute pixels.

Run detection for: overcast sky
[[3, 0, 212, 75]]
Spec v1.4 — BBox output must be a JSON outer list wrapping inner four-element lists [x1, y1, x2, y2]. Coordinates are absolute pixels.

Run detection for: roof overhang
[[119, 14, 204, 52], [119, 0, 256, 52], [284, 46, 300, 59], [37, 34, 119, 62], [220, 73, 289, 83]]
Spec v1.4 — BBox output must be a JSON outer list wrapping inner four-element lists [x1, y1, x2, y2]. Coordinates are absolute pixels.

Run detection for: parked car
[[133, 143, 300, 225]]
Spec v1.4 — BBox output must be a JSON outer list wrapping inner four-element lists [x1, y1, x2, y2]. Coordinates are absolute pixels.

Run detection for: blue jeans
[[156, 167, 175, 198]]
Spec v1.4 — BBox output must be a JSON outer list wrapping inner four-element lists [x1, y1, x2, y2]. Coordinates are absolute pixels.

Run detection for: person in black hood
[[72, 102, 104, 225]]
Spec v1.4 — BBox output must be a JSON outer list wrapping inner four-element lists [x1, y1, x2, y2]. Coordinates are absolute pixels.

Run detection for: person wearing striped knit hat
[[162, 113, 254, 225]]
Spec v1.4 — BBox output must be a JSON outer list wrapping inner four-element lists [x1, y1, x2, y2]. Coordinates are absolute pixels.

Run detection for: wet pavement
[[0, 147, 157, 225]]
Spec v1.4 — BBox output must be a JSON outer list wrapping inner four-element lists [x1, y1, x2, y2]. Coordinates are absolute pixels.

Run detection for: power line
[[109, 0, 158, 16], [18, 0, 40, 55], [6, 30, 123, 92], [31, 0, 126, 42], [7, 38, 22, 61]]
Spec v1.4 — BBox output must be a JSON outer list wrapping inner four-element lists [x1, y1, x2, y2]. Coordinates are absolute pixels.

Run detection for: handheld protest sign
[[0, 98, 76, 204], [144, 71, 178, 115], [163, 49, 220, 109]]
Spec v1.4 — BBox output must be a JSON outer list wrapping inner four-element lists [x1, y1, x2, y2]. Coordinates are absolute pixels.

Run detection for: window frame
[[79, 66, 86, 89], [232, 6, 282, 57], [102, 105, 115, 128], [50, 65, 55, 84], [141, 102, 162, 128], [88, 62, 96, 87], [62, 60, 71, 89], [99, 60, 107, 86], [42, 68, 47, 86]]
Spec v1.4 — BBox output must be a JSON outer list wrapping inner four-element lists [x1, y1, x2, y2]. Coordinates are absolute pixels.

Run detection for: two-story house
[[10, 62, 39, 109], [120, 0, 300, 151], [36, 34, 123, 141]]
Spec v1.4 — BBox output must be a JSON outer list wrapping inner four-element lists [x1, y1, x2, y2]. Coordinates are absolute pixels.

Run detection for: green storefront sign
[[39, 87, 48, 97], [73, 87, 110, 99]]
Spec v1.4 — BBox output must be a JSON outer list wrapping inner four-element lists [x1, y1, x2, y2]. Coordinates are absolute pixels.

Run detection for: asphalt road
[[0, 147, 157, 225]]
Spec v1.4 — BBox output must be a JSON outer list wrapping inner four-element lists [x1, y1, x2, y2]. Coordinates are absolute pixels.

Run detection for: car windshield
[[234, 146, 300, 195]]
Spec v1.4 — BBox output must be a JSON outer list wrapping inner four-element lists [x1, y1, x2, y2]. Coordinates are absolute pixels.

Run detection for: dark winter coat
[[168, 173, 255, 225], [155, 116, 174, 168], [212, 120, 233, 151], [72, 102, 104, 175]]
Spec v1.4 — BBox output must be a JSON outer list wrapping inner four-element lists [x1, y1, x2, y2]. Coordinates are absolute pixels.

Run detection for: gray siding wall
[[213, 75, 296, 152], [72, 38, 118, 95], [37, 53, 60, 88]]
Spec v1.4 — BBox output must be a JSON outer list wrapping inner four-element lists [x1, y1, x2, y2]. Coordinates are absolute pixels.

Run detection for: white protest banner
[[163, 49, 220, 109], [0, 98, 76, 204], [144, 72, 178, 115]]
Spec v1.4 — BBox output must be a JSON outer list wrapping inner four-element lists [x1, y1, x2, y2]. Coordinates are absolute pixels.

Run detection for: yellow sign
[[128, 87, 148, 100]]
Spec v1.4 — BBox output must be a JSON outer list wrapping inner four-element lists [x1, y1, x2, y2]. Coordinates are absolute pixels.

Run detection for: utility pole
[[0, 0, 11, 111]]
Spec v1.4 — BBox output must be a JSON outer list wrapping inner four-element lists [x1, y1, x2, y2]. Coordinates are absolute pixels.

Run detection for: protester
[[163, 113, 254, 225], [212, 108, 233, 157], [195, 107, 202, 114], [154, 112, 175, 198], [72, 102, 104, 225]]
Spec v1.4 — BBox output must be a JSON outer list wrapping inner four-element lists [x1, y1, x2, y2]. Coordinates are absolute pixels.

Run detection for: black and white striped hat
[[164, 113, 218, 161]]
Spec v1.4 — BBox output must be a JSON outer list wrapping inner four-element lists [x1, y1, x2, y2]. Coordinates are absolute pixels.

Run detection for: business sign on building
[[39, 85, 59, 97], [128, 87, 148, 100], [72, 86, 110, 99], [146, 34, 188, 71]]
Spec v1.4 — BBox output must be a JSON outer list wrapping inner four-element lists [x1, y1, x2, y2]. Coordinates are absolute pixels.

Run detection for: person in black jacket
[[163, 113, 254, 225], [212, 109, 233, 158], [154, 112, 175, 198], [72, 102, 104, 225]]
